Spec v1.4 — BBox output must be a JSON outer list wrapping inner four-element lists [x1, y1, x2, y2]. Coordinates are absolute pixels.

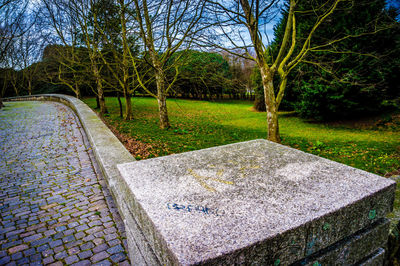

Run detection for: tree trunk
[[93, 64, 107, 115], [75, 81, 81, 99], [120, 4, 133, 121], [261, 68, 281, 143], [124, 90, 133, 120], [155, 67, 170, 129], [11, 79, 19, 96], [117, 91, 123, 118], [0, 99, 3, 109], [266, 101, 280, 143], [76, 89, 81, 99], [98, 88, 107, 115], [157, 90, 170, 129], [28, 80, 32, 95], [97, 87, 106, 113], [96, 95, 100, 109]]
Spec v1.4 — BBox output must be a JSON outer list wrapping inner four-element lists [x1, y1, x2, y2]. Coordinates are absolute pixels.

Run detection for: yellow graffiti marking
[[188, 169, 234, 192], [239, 165, 261, 178]]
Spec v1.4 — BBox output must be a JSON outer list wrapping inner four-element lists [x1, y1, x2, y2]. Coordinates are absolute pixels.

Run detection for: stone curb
[[3, 94, 136, 229]]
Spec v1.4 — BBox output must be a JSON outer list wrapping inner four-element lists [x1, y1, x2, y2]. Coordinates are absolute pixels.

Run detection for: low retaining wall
[[3, 95, 397, 265]]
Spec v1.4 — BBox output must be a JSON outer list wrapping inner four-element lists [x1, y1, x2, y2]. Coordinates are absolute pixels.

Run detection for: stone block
[[294, 218, 390, 265], [358, 248, 385, 266], [123, 201, 160, 266], [118, 139, 395, 265]]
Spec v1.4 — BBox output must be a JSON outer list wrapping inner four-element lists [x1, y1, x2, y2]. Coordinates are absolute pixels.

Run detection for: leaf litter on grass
[[83, 97, 400, 176]]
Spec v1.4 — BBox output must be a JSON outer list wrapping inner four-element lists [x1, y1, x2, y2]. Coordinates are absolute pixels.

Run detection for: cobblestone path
[[0, 101, 130, 265]]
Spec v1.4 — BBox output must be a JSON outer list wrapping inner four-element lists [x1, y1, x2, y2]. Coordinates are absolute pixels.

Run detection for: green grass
[[83, 97, 400, 177]]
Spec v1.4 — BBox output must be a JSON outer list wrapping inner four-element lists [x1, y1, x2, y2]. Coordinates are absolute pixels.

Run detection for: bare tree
[[0, 68, 9, 107], [40, 0, 83, 98], [0, 0, 29, 108], [131, 0, 208, 129], [208, 0, 390, 142], [0, 0, 29, 64], [18, 27, 43, 95], [42, 0, 109, 114], [93, 0, 140, 120], [42, 45, 92, 99], [7, 47, 23, 96]]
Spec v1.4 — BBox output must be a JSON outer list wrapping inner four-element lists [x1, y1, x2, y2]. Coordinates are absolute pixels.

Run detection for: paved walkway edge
[[3, 94, 140, 263]]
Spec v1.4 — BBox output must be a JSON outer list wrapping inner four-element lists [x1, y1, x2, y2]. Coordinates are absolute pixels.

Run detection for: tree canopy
[[267, 0, 400, 120], [0, 0, 398, 143]]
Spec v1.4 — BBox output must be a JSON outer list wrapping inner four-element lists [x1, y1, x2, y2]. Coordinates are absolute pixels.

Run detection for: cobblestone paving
[[0, 101, 130, 265]]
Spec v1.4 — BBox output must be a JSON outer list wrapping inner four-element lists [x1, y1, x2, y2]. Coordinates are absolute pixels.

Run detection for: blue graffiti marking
[[167, 203, 225, 217]]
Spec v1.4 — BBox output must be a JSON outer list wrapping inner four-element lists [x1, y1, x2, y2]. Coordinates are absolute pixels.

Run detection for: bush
[[296, 79, 385, 121]]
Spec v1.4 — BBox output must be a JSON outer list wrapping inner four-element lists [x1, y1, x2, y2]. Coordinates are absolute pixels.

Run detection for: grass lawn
[[83, 97, 400, 178]]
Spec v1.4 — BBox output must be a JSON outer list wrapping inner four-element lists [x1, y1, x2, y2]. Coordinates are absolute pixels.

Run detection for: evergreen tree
[[270, 0, 400, 120], [168, 50, 231, 100]]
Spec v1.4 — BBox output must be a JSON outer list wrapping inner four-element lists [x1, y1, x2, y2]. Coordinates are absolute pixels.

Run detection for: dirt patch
[[102, 120, 155, 159], [325, 113, 400, 130], [385, 168, 400, 178]]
